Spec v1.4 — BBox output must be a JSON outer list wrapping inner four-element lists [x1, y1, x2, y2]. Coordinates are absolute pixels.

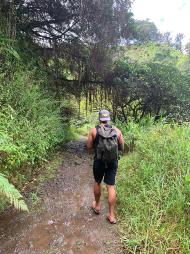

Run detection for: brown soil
[[0, 138, 123, 254]]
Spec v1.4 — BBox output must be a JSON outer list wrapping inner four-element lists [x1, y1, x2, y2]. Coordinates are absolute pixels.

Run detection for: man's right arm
[[87, 128, 96, 151]]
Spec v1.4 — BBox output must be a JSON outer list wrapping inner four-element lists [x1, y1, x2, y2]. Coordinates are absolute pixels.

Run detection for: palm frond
[[0, 173, 29, 212]]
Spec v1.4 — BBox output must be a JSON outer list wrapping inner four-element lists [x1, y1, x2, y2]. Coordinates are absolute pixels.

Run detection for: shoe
[[106, 215, 116, 224], [91, 201, 100, 214], [92, 206, 100, 214]]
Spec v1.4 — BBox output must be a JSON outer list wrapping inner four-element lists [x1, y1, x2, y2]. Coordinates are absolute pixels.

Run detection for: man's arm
[[87, 128, 96, 151], [117, 130, 125, 152]]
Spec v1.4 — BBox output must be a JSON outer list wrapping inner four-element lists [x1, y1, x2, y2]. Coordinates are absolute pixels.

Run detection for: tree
[[133, 19, 159, 43], [6, 0, 134, 101], [15, 0, 133, 45], [173, 33, 184, 52], [159, 31, 173, 46], [185, 40, 190, 57], [94, 44, 190, 122]]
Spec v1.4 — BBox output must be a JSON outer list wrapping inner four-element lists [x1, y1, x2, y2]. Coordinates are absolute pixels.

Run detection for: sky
[[132, 0, 190, 45]]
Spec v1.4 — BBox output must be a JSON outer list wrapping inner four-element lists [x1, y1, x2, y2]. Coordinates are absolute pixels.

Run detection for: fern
[[0, 173, 29, 212]]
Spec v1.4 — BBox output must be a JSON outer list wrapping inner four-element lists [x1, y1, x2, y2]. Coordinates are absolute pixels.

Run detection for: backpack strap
[[95, 125, 100, 140]]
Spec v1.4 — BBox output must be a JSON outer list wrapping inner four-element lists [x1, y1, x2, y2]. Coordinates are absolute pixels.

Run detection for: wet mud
[[0, 138, 123, 254]]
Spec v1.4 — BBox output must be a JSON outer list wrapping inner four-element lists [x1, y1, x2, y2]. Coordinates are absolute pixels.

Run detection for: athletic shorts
[[93, 159, 118, 185]]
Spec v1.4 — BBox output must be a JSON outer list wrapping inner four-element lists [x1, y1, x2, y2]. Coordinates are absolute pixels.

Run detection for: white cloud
[[132, 0, 190, 44]]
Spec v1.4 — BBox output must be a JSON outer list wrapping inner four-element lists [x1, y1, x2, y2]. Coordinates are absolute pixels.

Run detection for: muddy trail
[[0, 138, 123, 254]]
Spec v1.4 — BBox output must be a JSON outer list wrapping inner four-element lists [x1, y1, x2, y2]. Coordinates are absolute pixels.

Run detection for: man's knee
[[106, 184, 115, 190], [94, 181, 101, 187], [94, 182, 101, 194], [106, 184, 116, 194]]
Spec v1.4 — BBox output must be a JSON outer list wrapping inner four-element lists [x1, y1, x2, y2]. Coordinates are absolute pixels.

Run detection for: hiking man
[[87, 109, 124, 224]]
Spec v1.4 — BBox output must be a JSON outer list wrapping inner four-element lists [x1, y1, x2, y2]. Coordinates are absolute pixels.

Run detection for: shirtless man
[[87, 109, 124, 224]]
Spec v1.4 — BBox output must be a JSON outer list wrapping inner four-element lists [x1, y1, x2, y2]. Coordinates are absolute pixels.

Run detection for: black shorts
[[93, 159, 118, 185]]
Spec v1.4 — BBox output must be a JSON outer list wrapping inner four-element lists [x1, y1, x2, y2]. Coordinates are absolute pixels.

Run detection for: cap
[[99, 109, 111, 121]]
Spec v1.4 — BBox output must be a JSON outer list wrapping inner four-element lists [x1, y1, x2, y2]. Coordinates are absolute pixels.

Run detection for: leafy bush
[[0, 38, 65, 199], [0, 173, 28, 212], [117, 122, 190, 253], [0, 70, 64, 170]]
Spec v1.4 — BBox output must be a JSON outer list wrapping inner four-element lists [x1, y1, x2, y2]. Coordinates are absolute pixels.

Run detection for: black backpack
[[96, 124, 118, 162]]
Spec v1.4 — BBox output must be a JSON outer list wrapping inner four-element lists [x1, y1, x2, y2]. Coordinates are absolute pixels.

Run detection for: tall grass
[[117, 121, 190, 253]]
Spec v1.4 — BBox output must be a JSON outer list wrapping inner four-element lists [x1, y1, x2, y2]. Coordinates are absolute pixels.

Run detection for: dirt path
[[0, 138, 123, 254]]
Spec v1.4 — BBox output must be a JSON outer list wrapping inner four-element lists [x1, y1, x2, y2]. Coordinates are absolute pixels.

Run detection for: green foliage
[[117, 121, 190, 253], [109, 44, 190, 122], [121, 43, 189, 71], [0, 70, 64, 171], [133, 20, 159, 43], [0, 173, 29, 212], [0, 37, 65, 197], [30, 192, 40, 206]]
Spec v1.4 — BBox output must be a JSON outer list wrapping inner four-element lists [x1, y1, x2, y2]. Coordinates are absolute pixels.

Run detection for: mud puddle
[[0, 138, 123, 254]]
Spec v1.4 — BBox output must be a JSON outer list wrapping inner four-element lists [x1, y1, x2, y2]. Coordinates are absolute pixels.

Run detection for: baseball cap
[[99, 109, 111, 121]]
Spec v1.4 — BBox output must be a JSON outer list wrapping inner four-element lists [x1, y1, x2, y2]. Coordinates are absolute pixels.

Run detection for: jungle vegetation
[[0, 0, 190, 252]]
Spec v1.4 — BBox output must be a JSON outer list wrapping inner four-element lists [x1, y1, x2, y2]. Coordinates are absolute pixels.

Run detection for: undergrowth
[[117, 121, 190, 253], [0, 36, 66, 210]]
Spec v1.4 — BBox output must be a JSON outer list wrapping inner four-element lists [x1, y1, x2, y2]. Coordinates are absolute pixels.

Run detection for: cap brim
[[99, 117, 110, 121]]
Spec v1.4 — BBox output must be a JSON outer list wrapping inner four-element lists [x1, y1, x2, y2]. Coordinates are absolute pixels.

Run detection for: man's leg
[[92, 181, 101, 211], [92, 159, 104, 212], [106, 185, 116, 222], [104, 160, 118, 223]]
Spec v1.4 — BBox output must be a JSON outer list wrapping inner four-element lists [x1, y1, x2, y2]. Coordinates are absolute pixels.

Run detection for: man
[[87, 109, 124, 224]]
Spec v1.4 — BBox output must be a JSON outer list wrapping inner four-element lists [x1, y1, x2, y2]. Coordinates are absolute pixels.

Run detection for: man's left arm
[[117, 131, 124, 152]]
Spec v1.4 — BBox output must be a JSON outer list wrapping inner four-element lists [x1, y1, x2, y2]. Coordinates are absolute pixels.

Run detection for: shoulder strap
[[95, 125, 100, 134]]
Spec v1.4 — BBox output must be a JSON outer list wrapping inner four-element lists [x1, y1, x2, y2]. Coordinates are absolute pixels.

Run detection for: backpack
[[96, 124, 118, 162]]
